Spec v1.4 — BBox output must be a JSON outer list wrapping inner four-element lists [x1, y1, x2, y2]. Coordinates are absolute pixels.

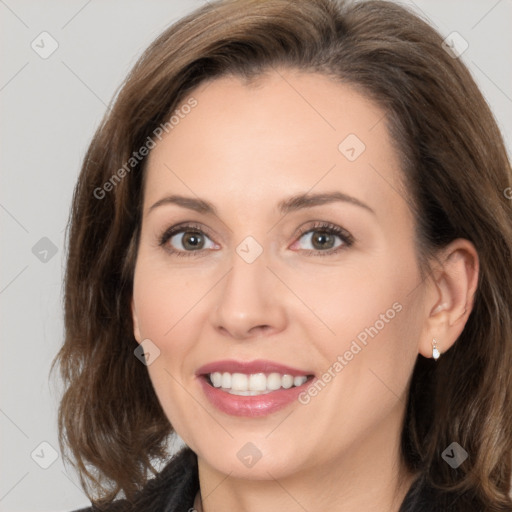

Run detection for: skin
[[131, 70, 479, 512]]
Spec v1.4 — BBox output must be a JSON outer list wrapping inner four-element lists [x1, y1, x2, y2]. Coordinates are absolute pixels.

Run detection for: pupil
[[312, 231, 334, 250], [183, 232, 203, 250]]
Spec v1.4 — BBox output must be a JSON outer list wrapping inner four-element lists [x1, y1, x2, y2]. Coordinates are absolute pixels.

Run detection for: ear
[[131, 298, 142, 343], [418, 238, 479, 359]]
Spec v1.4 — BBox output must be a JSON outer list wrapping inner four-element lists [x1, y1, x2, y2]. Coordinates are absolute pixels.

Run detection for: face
[[132, 70, 428, 480]]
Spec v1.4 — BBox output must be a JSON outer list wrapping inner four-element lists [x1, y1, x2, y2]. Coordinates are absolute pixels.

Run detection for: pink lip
[[197, 376, 315, 417], [195, 359, 315, 418], [196, 359, 312, 377]]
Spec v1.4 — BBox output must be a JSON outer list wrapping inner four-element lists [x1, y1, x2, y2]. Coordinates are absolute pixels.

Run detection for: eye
[[159, 223, 219, 256], [291, 222, 354, 255], [158, 221, 353, 257]]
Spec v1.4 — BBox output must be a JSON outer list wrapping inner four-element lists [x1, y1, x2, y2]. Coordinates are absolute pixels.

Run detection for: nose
[[211, 248, 288, 340]]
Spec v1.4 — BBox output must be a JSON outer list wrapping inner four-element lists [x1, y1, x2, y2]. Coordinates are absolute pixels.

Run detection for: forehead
[[143, 70, 406, 219]]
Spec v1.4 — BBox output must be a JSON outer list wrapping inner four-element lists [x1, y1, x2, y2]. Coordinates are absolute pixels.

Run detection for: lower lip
[[198, 376, 314, 417]]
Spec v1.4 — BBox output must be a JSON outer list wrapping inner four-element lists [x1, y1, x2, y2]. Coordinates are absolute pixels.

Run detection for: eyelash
[[158, 221, 355, 258]]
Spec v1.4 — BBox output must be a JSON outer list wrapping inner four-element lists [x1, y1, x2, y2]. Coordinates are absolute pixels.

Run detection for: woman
[[53, 0, 512, 510]]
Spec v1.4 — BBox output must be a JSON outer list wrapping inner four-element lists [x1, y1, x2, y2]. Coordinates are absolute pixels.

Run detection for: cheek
[[293, 248, 422, 385], [281, 255, 408, 346], [132, 253, 205, 342], [132, 260, 203, 435], [131, 255, 211, 388]]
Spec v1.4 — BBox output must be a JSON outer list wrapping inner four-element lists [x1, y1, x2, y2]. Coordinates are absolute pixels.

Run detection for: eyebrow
[[147, 191, 375, 216], [148, 195, 216, 215], [277, 191, 375, 215]]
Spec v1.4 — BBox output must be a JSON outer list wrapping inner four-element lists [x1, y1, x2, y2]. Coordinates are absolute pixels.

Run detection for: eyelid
[[159, 221, 215, 242], [293, 221, 355, 246]]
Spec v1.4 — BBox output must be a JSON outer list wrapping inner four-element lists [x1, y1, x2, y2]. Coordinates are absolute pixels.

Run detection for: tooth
[[211, 371, 309, 392], [211, 372, 222, 387], [221, 372, 232, 389], [249, 373, 267, 391], [231, 373, 248, 391], [267, 372, 282, 391], [294, 376, 307, 386], [281, 374, 293, 389]]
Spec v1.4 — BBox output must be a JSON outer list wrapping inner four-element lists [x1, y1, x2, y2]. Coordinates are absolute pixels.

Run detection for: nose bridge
[[212, 239, 287, 338], [221, 243, 270, 314]]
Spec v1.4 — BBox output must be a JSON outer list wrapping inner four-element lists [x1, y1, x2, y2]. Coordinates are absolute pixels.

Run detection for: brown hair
[[51, 0, 512, 509]]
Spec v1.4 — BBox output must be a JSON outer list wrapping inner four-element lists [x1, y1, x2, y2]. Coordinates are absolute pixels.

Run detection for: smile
[[196, 360, 315, 416]]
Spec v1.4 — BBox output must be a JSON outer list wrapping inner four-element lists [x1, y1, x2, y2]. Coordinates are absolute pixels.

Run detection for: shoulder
[[71, 505, 127, 512], [70, 503, 127, 512], [70, 447, 199, 512], [399, 473, 489, 512]]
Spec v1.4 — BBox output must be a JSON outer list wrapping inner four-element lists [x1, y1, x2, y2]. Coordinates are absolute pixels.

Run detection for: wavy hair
[[51, 0, 512, 509]]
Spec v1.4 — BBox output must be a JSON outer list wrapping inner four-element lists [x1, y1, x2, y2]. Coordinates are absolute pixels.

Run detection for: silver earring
[[432, 339, 440, 360]]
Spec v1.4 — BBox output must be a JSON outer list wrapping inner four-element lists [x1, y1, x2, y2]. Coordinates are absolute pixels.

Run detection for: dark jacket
[[72, 447, 481, 512]]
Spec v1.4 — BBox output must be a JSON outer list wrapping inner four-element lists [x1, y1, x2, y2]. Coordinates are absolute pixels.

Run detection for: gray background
[[1, 1, 511, 510]]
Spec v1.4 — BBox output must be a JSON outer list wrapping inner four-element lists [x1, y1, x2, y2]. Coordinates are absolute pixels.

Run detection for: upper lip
[[196, 359, 314, 377]]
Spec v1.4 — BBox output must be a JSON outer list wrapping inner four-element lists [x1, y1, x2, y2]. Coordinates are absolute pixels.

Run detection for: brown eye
[[297, 228, 345, 252], [161, 227, 218, 254], [310, 231, 337, 250], [180, 231, 205, 250]]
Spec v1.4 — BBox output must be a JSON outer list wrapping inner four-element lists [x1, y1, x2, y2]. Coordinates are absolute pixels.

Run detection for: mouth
[[195, 359, 316, 416]]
